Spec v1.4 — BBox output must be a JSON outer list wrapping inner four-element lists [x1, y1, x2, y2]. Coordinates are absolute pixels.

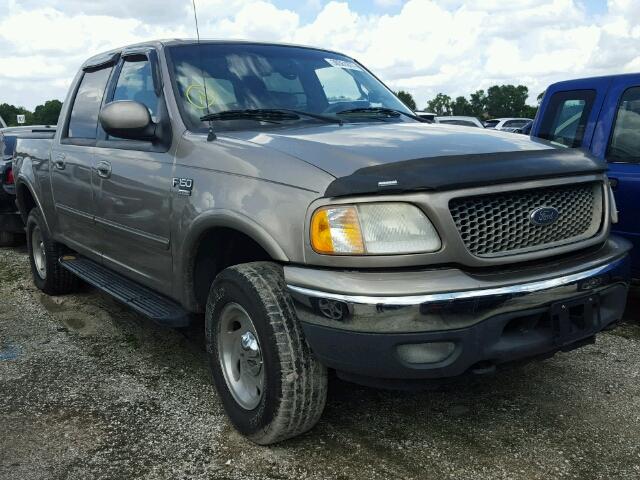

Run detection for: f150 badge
[[172, 177, 193, 196]]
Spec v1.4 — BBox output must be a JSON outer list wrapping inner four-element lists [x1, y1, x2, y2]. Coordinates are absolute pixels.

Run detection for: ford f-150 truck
[[13, 40, 631, 444], [531, 73, 640, 277]]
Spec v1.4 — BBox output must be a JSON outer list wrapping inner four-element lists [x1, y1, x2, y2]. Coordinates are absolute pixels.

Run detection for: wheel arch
[[15, 178, 50, 232], [180, 210, 290, 312]]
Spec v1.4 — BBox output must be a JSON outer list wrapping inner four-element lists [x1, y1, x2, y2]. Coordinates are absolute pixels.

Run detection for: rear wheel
[[206, 262, 328, 445], [26, 208, 77, 295]]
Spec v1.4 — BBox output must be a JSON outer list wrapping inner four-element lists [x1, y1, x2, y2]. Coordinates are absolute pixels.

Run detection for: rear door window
[[607, 86, 640, 163], [537, 90, 596, 147], [67, 67, 113, 139]]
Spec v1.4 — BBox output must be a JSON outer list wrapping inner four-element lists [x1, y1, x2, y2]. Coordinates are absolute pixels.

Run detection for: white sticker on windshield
[[325, 58, 362, 71]]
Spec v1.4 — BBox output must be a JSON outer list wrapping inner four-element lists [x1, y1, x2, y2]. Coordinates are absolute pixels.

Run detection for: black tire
[[206, 261, 328, 445], [0, 231, 24, 247], [26, 208, 78, 295]]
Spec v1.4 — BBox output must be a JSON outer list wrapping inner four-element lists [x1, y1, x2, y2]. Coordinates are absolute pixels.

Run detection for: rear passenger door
[[93, 49, 174, 295], [52, 63, 114, 258]]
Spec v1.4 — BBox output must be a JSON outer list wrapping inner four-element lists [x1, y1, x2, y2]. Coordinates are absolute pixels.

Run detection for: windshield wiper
[[285, 109, 343, 124], [336, 107, 428, 122], [200, 108, 343, 125], [200, 109, 294, 123]]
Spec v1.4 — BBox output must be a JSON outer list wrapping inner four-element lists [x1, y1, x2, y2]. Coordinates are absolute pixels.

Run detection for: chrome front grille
[[449, 182, 603, 257]]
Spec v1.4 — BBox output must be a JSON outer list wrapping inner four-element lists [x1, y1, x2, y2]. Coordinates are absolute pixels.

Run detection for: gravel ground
[[1, 245, 639, 480]]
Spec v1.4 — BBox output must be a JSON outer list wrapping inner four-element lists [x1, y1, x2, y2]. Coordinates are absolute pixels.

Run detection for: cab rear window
[[537, 90, 595, 147]]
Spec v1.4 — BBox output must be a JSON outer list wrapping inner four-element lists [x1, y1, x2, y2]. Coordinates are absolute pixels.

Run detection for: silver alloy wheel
[[31, 226, 47, 280], [217, 302, 265, 410]]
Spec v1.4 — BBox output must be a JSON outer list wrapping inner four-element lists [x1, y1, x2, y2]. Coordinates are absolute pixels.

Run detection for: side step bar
[[59, 255, 190, 327]]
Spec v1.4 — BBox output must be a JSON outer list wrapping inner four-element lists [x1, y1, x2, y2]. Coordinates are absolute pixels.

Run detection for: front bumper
[[286, 237, 631, 383]]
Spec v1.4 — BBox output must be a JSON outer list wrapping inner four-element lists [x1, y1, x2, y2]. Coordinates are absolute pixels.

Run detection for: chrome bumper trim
[[287, 256, 626, 306]]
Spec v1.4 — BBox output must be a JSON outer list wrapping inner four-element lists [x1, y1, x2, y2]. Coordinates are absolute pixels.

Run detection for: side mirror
[[99, 101, 156, 141]]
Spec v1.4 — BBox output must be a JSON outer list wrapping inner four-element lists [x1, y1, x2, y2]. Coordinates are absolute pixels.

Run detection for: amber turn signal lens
[[310, 206, 365, 254]]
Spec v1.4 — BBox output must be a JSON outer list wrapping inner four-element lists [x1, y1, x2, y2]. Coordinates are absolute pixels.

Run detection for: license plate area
[[550, 294, 600, 346]]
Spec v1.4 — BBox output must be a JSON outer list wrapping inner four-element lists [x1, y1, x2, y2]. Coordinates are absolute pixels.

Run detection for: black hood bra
[[325, 148, 606, 197]]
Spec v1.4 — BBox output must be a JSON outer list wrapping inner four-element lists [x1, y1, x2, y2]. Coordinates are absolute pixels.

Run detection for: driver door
[[93, 49, 175, 295]]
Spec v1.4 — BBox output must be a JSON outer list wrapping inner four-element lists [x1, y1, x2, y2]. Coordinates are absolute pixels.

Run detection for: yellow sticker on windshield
[[185, 83, 216, 110]]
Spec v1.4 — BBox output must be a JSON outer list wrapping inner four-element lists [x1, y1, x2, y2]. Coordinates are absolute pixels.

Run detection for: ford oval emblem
[[530, 206, 560, 226]]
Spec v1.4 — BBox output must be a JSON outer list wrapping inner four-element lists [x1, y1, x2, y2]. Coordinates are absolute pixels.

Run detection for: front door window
[[607, 86, 640, 163]]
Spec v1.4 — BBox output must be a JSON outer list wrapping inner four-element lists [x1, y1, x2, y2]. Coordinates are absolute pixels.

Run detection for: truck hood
[[224, 122, 605, 196]]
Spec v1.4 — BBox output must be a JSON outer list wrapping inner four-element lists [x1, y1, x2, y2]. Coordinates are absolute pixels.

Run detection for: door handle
[[53, 153, 66, 170], [96, 161, 112, 179]]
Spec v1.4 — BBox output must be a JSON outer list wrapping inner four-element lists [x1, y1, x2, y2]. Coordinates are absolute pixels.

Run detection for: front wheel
[[206, 262, 328, 445]]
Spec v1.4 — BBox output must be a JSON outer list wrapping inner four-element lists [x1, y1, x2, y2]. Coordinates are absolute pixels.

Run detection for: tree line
[[0, 100, 63, 127], [2, 88, 539, 128], [397, 85, 541, 119]]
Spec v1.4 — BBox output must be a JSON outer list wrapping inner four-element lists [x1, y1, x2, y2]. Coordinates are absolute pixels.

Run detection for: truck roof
[[548, 72, 640, 89], [82, 39, 350, 70]]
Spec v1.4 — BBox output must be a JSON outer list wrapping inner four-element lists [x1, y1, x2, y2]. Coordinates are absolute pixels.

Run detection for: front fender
[[176, 209, 289, 311]]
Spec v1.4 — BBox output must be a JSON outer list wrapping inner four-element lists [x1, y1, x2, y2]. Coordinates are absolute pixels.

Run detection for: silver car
[[435, 115, 485, 128], [485, 117, 533, 131]]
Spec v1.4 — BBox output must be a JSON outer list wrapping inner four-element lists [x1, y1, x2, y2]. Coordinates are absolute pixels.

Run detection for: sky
[[0, 0, 638, 111]]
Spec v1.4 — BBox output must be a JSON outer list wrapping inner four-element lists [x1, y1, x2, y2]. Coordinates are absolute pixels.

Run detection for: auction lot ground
[[1, 245, 639, 480]]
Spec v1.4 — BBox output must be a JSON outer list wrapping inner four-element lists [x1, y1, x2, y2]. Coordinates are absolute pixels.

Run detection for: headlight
[[310, 203, 441, 255]]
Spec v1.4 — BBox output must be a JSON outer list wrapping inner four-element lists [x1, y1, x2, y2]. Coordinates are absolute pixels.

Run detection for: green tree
[[451, 96, 472, 116], [426, 93, 452, 115], [469, 89, 487, 117], [32, 99, 63, 126], [0, 103, 32, 127], [396, 90, 417, 111], [485, 85, 530, 118], [522, 104, 538, 119]]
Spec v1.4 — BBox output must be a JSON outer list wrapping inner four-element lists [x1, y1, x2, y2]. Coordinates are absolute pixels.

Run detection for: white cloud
[[374, 0, 402, 7], [206, 1, 299, 41], [0, 0, 639, 111]]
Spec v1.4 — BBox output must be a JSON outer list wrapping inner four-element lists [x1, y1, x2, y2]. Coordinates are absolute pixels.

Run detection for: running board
[[59, 255, 190, 327]]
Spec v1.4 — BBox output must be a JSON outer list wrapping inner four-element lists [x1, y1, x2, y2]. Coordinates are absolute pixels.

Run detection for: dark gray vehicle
[[0, 127, 56, 245], [13, 40, 631, 444]]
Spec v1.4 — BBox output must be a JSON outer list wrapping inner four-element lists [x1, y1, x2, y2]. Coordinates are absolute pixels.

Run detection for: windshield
[[166, 43, 414, 131]]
